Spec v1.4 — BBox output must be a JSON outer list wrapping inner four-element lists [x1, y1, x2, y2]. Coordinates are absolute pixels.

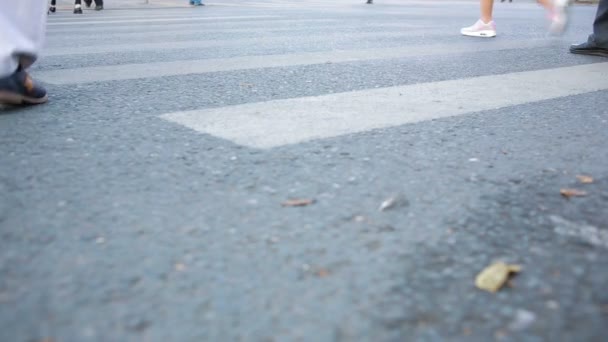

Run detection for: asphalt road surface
[[1, 0, 607, 341]]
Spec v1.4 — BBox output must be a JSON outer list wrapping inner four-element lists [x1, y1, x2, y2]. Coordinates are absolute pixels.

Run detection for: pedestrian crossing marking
[[42, 30, 442, 57], [46, 15, 281, 26], [45, 21, 421, 38], [45, 18, 339, 34], [36, 40, 556, 85], [38, 5, 606, 152], [161, 62, 608, 149]]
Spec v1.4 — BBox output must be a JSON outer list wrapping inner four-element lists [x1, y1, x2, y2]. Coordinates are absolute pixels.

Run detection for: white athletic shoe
[[461, 19, 497, 38]]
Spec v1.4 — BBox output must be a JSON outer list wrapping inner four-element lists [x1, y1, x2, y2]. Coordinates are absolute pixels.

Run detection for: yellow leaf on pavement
[[475, 262, 522, 293]]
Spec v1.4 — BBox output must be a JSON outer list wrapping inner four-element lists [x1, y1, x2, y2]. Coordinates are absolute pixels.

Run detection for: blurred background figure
[[367, 0, 373, 4], [189, 0, 205, 6], [84, 0, 104, 11], [461, 0, 569, 38], [49, 0, 84, 14]]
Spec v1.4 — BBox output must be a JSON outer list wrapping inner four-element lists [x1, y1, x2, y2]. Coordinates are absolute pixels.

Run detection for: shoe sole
[[570, 49, 608, 58], [461, 30, 496, 38], [0, 91, 48, 106]]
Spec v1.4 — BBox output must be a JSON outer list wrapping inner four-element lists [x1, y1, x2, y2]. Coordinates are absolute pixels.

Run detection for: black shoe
[[0, 70, 48, 106], [84, 0, 92, 8], [95, 5, 103, 10], [366, 0, 373, 3], [570, 40, 608, 58], [48, 5, 56, 13], [74, 6, 83, 14]]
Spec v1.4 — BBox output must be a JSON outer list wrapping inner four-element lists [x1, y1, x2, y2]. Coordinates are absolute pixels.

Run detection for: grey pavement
[[1, 0, 608, 341]]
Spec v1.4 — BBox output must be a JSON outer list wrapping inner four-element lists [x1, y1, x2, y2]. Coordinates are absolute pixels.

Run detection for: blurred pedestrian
[[49, 0, 85, 14], [84, 0, 104, 11], [461, 0, 569, 37], [189, 0, 205, 6], [0, 0, 48, 105], [570, 0, 608, 57]]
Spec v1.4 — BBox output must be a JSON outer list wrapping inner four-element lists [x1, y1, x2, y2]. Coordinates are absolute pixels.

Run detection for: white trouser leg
[[0, 0, 47, 77]]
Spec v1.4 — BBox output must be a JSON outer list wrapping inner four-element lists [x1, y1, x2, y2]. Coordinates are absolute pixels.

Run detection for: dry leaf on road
[[281, 198, 315, 207], [576, 175, 594, 184], [316, 268, 330, 278], [560, 188, 588, 198], [475, 262, 522, 293]]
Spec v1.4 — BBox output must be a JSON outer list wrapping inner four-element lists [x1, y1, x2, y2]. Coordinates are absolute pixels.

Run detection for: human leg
[[570, 0, 608, 57], [593, 0, 608, 45], [479, 0, 494, 23], [74, 0, 83, 14], [0, 0, 48, 105]]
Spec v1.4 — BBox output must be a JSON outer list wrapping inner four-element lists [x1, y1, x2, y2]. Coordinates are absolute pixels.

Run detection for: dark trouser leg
[[51, 0, 56, 5], [95, 0, 103, 5], [75, 0, 82, 4], [592, 0, 608, 46]]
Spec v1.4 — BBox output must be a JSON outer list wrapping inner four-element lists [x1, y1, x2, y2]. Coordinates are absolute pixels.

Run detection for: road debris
[[379, 197, 396, 211], [281, 198, 315, 207], [475, 262, 522, 293], [508, 309, 537, 331], [546, 300, 560, 310], [353, 215, 366, 223], [379, 195, 408, 212], [576, 175, 594, 184], [316, 268, 330, 278], [560, 188, 588, 198]]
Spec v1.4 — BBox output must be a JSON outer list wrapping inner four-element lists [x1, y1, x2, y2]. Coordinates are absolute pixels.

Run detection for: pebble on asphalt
[[379, 195, 408, 212], [508, 309, 537, 331]]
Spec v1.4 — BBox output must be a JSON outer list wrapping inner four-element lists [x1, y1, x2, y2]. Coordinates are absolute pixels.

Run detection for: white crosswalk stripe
[[46, 15, 280, 26], [45, 18, 339, 34], [38, 40, 557, 84], [40, 7, 607, 150], [46, 22, 422, 42], [162, 63, 608, 149], [43, 30, 441, 57]]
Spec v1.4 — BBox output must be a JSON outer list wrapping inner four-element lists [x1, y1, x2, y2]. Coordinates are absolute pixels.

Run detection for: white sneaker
[[549, 0, 570, 35], [461, 19, 497, 38]]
